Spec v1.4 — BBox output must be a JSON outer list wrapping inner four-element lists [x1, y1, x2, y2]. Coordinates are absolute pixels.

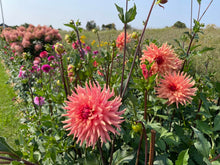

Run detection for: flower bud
[[54, 43, 65, 55], [160, 0, 168, 4]]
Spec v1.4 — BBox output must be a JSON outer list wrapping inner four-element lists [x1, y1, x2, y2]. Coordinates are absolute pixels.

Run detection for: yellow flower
[[80, 35, 86, 44], [91, 40, 96, 46]]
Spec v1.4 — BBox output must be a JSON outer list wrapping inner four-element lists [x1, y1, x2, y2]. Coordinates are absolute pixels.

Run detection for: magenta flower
[[93, 50, 99, 55], [42, 64, 51, 73], [34, 96, 45, 106], [48, 56, 55, 61]]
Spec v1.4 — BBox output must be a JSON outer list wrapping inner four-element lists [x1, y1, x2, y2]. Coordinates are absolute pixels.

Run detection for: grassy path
[[0, 61, 20, 146]]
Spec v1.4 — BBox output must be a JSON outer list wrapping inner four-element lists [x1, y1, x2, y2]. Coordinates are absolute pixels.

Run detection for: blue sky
[[1, 0, 219, 30]]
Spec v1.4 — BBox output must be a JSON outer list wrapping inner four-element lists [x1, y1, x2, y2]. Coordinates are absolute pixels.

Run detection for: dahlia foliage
[[62, 82, 125, 148]]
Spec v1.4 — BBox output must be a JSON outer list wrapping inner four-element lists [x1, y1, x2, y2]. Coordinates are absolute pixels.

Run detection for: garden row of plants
[[0, 0, 220, 164]]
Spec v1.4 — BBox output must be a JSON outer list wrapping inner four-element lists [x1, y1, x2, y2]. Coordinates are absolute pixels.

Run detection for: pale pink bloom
[[116, 32, 131, 51], [35, 44, 42, 51], [22, 39, 31, 48], [45, 35, 51, 42], [156, 72, 197, 108], [140, 43, 183, 76], [62, 82, 125, 148]]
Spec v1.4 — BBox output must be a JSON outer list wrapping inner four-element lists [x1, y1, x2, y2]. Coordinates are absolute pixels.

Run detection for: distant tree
[[21, 23, 30, 28], [86, 20, 97, 31], [173, 21, 187, 28], [101, 23, 116, 30]]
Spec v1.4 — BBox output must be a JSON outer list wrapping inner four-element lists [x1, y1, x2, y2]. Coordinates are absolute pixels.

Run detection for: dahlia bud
[[131, 32, 138, 39], [54, 43, 65, 55], [160, 0, 167, 4], [64, 34, 71, 44], [67, 64, 74, 72]]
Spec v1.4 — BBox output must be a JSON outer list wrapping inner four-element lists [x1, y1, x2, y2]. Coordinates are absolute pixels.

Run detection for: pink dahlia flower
[[42, 64, 51, 73], [39, 51, 48, 58], [140, 43, 183, 76], [156, 72, 197, 108], [116, 32, 131, 51], [62, 82, 125, 148]]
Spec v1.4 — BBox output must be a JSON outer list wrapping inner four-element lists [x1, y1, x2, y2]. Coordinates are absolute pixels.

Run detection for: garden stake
[[148, 130, 156, 165], [122, 0, 156, 98]]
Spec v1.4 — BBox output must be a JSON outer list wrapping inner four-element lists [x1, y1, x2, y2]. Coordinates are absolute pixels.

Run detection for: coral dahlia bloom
[[116, 32, 131, 51], [140, 43, 183, 75], [62, 82, 125, 148], [156, 72, 197, 108]]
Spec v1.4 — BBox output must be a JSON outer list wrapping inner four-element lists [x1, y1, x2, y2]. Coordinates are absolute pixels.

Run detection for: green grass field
[[0, 61, 21, 146]]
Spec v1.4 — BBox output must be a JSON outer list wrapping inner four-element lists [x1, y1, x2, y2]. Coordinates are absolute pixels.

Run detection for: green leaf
[[0, 137, 20, 158], [197, 0, 201, 4], [111, 145, 134, 165], [196, 120, 212, 135], [192, 127, 211, 158], [125, 4, 137, 23], [154, 155, 173, 165], [175, 149, 189, 165], [213, 112, 220, 131], [64, 23, 76, 31], [115, 4, 125, 23]]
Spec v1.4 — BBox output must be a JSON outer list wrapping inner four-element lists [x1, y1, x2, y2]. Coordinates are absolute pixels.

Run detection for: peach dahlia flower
[[156, 72, 197, 108], [62, 82, 125, 148], [140, 43, 183, 76], [116, 32, 131, 51]]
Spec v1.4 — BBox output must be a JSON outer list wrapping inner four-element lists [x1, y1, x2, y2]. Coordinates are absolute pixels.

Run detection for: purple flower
[[34, 96, 45, 106], [93, 50, 99, 55], [42, 64, 51, 73]]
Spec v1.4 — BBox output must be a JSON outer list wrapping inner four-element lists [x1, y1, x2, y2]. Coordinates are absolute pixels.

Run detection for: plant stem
[[108, 47, 115, 86], [109, 135, 115, 165], [120, 0, 128, 97], [190, 0, 193, 33], [28, 79, 38, 116], [59, 56, 68, 99], [144, 90, 148, 121], [121, 0, 156, 98], [198, 0, 213, 22], [148, 130, 156, 165], [97, 140, 107, 165], [0, 156, 37, 165], [135, 128, 143, 165], [73, 21, 85, 58], [136, 121, 148, 165], [211, 154, 220, 162]]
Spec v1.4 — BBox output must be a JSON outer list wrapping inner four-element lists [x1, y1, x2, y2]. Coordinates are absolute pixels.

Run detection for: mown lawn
[[0, 61, 21, 146]]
